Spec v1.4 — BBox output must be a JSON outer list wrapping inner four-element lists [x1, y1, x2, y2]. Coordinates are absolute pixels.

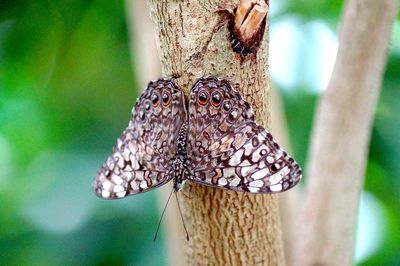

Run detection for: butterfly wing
[[93, 78, 187, 199], [187, 77, 301, 193]]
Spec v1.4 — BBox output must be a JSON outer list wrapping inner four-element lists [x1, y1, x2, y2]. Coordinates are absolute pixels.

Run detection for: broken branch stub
[[229, 0, 269, 56]]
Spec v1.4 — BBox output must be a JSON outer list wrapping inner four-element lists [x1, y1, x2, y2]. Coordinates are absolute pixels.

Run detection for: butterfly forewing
[[93, 76, 301, 199], [93, 79, 187, 199], [187, 77, 301, 193]]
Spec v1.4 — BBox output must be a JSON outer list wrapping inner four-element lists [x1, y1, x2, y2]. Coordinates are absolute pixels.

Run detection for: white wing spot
[[112, 175, 123, 185], [249, 180, 264, 187], [270, 184, 282, 192], [113, 185, 125, 193], [102, 180, 112, 190], [243, 142, 253, 156], [239, 159, 251, 167], [251, 168, 269, 180], [223, 167, 236, 177], [229, 176, 241, 187], [121, 147, 131, 160], [101, 190, 111, 198], [128, 142, 138, 154], [218, 178, 228, 186], [123, 171, 133, 181], [117, 139, 123, 149], [140, 180, 148, 189], [116, 191, 127, 198], [274, 149, 283, 159], [251, 145, 268, 162], [269, 166, 290, 184], [248, 187, 259, 193], [135, 171, 144, 180], [130, 154, 139, 170], [241, 164, 258, 177], [131, 181, 139, 190], [229, 148, 244, 166]]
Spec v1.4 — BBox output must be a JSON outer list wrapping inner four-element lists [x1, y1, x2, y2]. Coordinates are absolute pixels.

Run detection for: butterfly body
[[93, 77, 301, 199], [171, 122, 191, 192]]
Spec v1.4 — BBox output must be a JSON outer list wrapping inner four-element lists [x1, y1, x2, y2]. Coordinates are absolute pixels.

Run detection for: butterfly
[[93, 76, 301, 199]]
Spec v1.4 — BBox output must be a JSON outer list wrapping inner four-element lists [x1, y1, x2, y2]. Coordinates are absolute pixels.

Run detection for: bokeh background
[[0, 0, 399, 265]]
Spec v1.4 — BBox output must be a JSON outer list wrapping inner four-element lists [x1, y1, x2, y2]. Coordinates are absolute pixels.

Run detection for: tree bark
[[146, 0, 285, 265], [295, 0, 398, 265]]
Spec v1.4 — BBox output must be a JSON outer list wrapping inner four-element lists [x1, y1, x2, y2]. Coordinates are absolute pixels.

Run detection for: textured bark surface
[[295, 0, 398, 265], [146, 0, 285, 265]]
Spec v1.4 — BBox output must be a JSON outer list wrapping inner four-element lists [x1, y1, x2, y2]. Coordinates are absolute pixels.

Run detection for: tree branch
[[271, 85, 302, 266], [295, 0, 398, 265], [145, 0, 285, 264]]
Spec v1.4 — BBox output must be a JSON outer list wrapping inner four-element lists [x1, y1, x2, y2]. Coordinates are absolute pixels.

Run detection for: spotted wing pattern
[[187, 77, 301, 193], [93, 78, 186, 199]]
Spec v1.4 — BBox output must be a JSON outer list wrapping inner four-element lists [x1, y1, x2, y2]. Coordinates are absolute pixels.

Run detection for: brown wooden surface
[[145, 0, 284, 265]]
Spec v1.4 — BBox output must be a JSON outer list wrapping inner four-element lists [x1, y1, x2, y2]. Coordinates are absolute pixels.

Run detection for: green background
[[0, 0, 399, 265]]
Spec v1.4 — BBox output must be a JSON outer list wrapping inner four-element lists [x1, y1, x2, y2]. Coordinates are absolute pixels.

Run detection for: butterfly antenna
[[153, 188, 174, 242], [175, 193, 190, 241]]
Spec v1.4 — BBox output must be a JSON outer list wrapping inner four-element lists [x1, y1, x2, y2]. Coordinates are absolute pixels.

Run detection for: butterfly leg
[[179, 185, 193, 199]]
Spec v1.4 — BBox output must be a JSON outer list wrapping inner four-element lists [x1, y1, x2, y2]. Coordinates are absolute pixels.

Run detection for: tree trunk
[[146, 0, 285, 265], [295, 0, 398, 265]]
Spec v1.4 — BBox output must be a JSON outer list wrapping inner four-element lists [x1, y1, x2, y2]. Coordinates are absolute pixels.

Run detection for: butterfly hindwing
[[93, 78, 187, 199], [93, 76, 301, 199], [187, 77, 301, 193]]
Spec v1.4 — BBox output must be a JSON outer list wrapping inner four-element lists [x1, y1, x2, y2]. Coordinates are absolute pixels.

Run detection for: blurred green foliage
[[0, 1, 165, 265], [0, 0, 398, 265]]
